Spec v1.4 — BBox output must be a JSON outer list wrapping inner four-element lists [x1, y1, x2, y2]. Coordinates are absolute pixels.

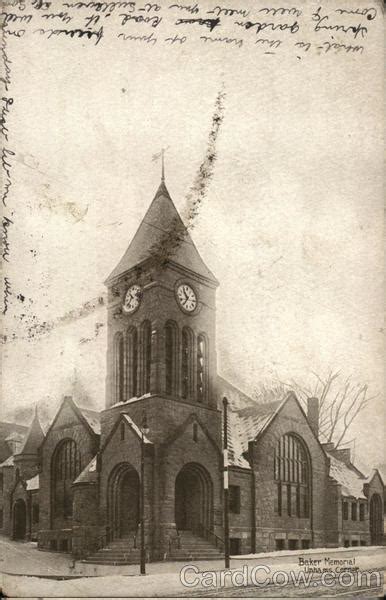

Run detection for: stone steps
[[83, 530, 223, 564], [169, 530, 223, 561]]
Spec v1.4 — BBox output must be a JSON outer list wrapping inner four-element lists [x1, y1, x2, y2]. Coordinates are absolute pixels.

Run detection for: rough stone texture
[[251, 395, 330, 552], [38, 398, 99, 551]]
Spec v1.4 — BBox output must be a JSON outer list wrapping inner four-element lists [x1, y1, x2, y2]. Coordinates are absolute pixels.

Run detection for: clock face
[[123, 284, 142, 314], [176, 283, 197, 313]]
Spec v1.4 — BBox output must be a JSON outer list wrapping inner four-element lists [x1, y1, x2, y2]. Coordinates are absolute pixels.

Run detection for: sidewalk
[[1, 536, 385, 597]]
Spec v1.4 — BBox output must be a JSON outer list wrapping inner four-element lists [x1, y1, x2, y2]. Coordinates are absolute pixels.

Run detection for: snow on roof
[[5, 431, 25, 443], [74, 455, 98, 485], [122, 414, 152, 444], [0, 454, 14, 467], [109, 393, 152, 410], [216, 376, 287, 469], [327, 452, 366, 499], [26, 474, 39, 491], [79, 407, 101, 435]]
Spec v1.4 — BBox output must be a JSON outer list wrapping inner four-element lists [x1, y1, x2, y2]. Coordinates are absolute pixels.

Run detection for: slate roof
[[74, 455, 97, 485], [106, 181, 217, 284], [327, 452, 367, 499], [79, 407, 101, 435], [0, 454, 14, 468], [26, 474, 39, 491], [216, 376, 286, 469], [19, 408, 44, 455]]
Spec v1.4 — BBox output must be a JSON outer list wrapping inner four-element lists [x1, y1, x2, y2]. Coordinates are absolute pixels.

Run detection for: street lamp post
[[140, 410, 149, 575], [223, 396, 230, 569]]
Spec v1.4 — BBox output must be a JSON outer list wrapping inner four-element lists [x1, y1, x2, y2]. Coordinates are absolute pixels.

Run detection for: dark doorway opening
[[230, 538, 241, 555], [108, 463, 140, 541], [275, 539, 285, 551], [13, 499, 27, 540], [369, 493, 383, 546], [175, 463, 212, 534]]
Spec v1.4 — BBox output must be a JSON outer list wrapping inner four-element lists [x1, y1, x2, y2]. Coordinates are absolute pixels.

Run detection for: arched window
[[181, 327, 194, 399], [127, 327, 138, 398], [165, 321, 178, 396], [140, 321, 152, 395], [197, 334, 208, 402], [52, 439, 81, 519], [115, 333, 125, 403], [274, 434, 310, 518]]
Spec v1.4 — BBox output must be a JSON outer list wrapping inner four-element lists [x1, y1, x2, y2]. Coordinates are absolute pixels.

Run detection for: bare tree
[[254, 371, 375, 449]]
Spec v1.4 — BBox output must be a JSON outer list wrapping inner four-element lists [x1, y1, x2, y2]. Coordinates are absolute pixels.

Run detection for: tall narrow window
[[274, 433, 310, 519], [181, 327, 193, 399], [52, 439, 81, 519], [197, 334, 208, 402], [115, 333, 125, 403], [141, 321, 152, 395], [127, 327, 138, 398], [165, 322, 178, 396]]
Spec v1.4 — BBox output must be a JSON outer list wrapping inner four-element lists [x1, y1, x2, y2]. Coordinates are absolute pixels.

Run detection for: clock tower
[[101, 174, 221, 446]]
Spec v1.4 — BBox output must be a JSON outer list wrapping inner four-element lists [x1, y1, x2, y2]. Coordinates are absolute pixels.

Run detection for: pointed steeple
[[18, 405, 44, 455], [161, 148, 165, 183], [106, 178, 217, 284]]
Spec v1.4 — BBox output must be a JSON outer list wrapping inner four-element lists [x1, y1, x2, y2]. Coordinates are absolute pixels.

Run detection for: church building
[[0, 174, 384, 563]]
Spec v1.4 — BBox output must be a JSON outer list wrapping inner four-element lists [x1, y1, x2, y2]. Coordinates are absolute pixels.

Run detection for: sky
[[1, 0, 384, 470]]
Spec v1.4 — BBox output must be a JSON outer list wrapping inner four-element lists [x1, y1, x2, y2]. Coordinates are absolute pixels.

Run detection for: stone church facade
[[0, 179, 384, 562]]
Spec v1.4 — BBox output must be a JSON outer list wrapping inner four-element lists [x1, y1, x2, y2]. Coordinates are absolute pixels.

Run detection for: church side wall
[[251, 397, 331, 552]]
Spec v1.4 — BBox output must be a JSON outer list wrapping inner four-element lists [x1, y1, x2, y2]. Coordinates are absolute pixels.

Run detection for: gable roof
[[215, 376, 288, 469], [228, 398, 285, 469], [100, 412, 153, 454], [18, 407, 45, 455], [79, 407, 101, 435], [26, 474, 39, 491], [73, 455, 98, 485], [42, 396, 100, 446], [0, 423, 27, 463], [327, 452, 367, 499], [0, 454, 14, 468], [160, 412, 221, 461], [105, 181, 217, 284]]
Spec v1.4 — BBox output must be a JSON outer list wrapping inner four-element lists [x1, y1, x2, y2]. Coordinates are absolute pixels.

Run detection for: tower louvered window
[[52, 439, 81, 518], [127, 327, 138, 398], [115, 333, 125, 403], [197, 334, 207, 402], [274, 434, 310, 518], [181, 327, 193, 399], [141, 321, 152, 395], [165, 321, 178, 396]]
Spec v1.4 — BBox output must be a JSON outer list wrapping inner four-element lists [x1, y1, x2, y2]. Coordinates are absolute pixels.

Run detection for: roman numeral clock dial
[[176, 283, 197, 313]]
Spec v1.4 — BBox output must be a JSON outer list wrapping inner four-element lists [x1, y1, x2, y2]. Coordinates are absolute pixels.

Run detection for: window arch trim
[[274, 432, 311, 519]]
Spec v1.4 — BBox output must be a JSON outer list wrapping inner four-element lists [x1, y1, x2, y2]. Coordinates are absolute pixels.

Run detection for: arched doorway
[[107, 463, 140, 540], [175, 463, 212, 534], [369, 493, 383, 545], [13, 499, 27, 540]]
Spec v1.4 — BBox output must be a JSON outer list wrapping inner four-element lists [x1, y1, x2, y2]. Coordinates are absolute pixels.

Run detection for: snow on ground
[[1, 537, 385, 597]]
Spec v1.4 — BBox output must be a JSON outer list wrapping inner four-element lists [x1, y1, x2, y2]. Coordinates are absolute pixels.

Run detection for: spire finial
[[161, 148, 165, 182]]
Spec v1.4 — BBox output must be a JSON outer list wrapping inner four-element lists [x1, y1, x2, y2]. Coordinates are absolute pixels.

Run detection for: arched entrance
[[107, 463, 140, 540], [13, 499, 27, 540], [175, 463, 212, 534], [369, 493, 383, 545]]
